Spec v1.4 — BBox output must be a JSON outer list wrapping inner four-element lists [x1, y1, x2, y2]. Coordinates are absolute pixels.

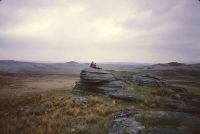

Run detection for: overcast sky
[[0, 0, 200, 63]]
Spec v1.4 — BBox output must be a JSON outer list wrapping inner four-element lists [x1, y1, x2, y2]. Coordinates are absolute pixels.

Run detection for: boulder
[[72, 97, 89, 106]]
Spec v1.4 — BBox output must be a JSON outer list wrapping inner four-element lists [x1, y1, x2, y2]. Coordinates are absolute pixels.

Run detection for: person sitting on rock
[[94, 63, 102, 69], [89, 61, 102, 69], [89, 61, 95, 68]]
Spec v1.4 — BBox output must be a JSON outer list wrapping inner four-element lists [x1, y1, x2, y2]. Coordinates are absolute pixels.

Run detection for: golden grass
[[0, 90, 132, 134], [88, 95, 102, 105], [140, 99, 159, 109], [0, 93, 41, 112], [84, 113, 97, 123], [64, 107, 81, 116], [94, 104, 117, 116], [152, 88, 174, 96]]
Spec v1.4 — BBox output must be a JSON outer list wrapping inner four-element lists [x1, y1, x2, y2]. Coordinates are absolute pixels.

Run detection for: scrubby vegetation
[[0, 68, 200, 134], [0, 89, 134, 134], [134, 116, 200, 133]]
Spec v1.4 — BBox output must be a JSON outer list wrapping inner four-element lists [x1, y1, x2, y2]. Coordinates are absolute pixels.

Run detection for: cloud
[[0, 0, 200, 62]]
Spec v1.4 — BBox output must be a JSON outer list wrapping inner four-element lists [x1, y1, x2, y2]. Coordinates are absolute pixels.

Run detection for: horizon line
[[0, 59, 199, 64]]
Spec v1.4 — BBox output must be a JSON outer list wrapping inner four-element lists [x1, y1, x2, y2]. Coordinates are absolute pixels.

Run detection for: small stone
[[72, 97, 89, 106], [71, 128, 75, 132]]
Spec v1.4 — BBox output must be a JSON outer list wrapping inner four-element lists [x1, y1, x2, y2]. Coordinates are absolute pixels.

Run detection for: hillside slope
[[0, 60, 88, 74]]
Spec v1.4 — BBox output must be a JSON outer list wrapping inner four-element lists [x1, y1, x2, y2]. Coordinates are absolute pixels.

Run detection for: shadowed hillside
[[0, 60, 88, 74], [0, 60, 145, 74]]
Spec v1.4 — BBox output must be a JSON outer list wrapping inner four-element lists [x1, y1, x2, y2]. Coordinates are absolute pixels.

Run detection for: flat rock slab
[[109, 92, 143, 103], [80, 69, 115, 82], [108, 109, 200, 134], [82, 68, 111, 74], [108, 118, 144, 134], [132, 74, 168, 87], [140, 126, 192, 134]]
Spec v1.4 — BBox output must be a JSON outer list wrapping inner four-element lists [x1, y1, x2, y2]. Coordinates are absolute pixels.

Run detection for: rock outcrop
[[132, 74, 168, 87], [74, 68, 143, 102], [74, 68, 123, 93]]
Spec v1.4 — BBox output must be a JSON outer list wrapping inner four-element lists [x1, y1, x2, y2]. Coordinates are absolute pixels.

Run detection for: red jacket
[[89, 62, 95, 68]]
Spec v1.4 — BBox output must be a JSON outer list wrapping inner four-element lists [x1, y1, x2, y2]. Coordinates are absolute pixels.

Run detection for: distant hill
[[167, 62, 185, 66], [0, 60, 88, 74], [146, 62, 200, 71], [0, 60, 199, 74], [0, 60, 144, 74], [152, 62, 185, 67]]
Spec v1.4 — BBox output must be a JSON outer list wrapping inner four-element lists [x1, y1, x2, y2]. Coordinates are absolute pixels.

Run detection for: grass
[[1, 70, 200, 133], [139, 99, 160, 109], [134, 116, 200, 133], [135, 116, 182, 127], [151, 88, 174, 96], [0, 89, 133, 134], [0, 93, 41, 113], [111, 70, 161, 98]]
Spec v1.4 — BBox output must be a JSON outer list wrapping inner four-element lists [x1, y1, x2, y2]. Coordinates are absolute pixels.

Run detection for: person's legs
[[96, 67, 102, 69], [93, 66, 102, 69]]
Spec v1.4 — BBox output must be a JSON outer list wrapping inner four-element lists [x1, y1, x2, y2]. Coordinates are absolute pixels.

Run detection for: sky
[[0, 0, 200, 63]]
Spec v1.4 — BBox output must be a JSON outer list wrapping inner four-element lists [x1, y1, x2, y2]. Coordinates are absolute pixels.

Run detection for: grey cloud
[[134, 0, 181, 16], [121, 0, 200, 49], [0, 0, 200, 62], [0, 34, 49, 49]]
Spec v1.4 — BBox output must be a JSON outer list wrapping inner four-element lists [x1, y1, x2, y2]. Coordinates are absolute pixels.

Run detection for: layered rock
[[132, 74, 189, 94], [74, 68, 144, 102], [74, 68, 123, 94], [132, 74, 168, 87]]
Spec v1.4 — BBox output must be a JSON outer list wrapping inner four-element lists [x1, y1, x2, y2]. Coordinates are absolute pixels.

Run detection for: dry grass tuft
[[111, 100, 116, 106], [64, 107, 81, 116], [94, 104, 118, 116], [94, 104, 108, 115], [23, 108, 45, 116], [0, 93, 41, 112], [0, 91, 132, 134], [152, 88, 174, 96], [88, 95, 102, 105], [140, 99, 159, 109], [84, 113, 97, 123], [52, 109, 62, 119]]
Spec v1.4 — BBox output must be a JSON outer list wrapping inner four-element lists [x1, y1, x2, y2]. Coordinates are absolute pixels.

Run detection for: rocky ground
[[0, 68, 200, 134], [74, 68, 200, 134]]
